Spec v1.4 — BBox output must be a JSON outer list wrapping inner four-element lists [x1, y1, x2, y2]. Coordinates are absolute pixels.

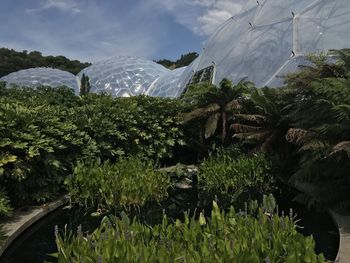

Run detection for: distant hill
[[156, 52, 198, 69], [0, 48, 198, 78], [0, 48, 91, 78]]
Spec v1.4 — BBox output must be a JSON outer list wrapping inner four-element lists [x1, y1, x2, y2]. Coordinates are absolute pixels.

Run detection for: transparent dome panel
[[197, 7, 258, 70], [0, 67, 79, 94], [296, 0, 350, 55], [78, 56, 169, 97], [223, 21, 293, 86], [182, 0, 350, 88], [177, 58, 201, 91], [148, 67, 186, 98], [264, 56, 310, 87], [253, 0, 315, 25]]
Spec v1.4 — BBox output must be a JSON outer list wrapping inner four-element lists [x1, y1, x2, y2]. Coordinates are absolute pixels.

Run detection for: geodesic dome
[[179, 0, 350, 88], [147, 67, 187, 98], [0, 67, 79, 94], [78, 56, 170, 97]]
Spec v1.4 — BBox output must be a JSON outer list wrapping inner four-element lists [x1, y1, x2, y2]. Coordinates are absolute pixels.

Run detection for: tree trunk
[[222, 111, 227, 143]]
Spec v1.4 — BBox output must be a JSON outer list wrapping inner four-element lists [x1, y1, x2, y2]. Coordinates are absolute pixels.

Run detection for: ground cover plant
[[53, 199, 325, 263], [198, 147, 277, 208], [66, 157, 171, 214]]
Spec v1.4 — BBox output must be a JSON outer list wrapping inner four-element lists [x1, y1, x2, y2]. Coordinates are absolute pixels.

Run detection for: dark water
[[0, 207, 101, 263], [277, 197, 339, 260], [0, 196, 339, 263]]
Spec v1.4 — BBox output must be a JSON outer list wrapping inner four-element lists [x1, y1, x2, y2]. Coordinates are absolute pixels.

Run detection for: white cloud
[[26, 0, 81, 14], [14, 0, 167, 62], [1, 0, 246, 62], [151, 0, 244, 36]]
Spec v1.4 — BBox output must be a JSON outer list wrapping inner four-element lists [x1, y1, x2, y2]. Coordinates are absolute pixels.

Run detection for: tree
[[181, 79, 252, 146], [0, 47, 90, 77], [231, 87, 292, 155], [80, 73, 91, 96], [155, 52, 199, 69]]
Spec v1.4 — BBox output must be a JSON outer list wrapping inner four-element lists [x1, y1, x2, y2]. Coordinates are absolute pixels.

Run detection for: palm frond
[[233, 130, 271, 141], [224, 99, 242, 111], [285, 128, 308, 144], [181, 103, 220, 122], [205, 113, 220, 139], [298, 140, 328, 152], [235, 114, 266, 124], [231, 123, 262, 133], [329, 141, 350, 156]]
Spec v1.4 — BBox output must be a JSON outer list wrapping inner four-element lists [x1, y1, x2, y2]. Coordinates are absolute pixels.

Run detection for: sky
[[0, 0, 244, 63]]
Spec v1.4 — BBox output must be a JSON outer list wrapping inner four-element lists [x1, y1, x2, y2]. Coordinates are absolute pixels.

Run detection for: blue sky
[[0, 0, 244, 63]]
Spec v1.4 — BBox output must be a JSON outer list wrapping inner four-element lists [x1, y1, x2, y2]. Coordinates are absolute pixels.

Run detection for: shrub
[[0, 187, 12, 217], [0, 87, 183, 206], [198, 147, 277, 206], [65, 157, 172, 213], [53, 199, 325, 262]]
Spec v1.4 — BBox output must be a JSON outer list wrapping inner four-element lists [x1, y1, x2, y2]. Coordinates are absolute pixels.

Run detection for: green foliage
[[0, 48, 90, 77], [181, 79, 253, 158], [65, 157, 172, 213], [0, 187, 12, 217], [53, 200, 325, 263], [156, 52, 198, 69], [0, 86, 183, 206], [231, 49, 350, 209], [198, 147, 276, 206], [282, 50, 350, 208], [79, 73, 91, 96], [0, 91, 97, 204], [232, 86, 292, 155]]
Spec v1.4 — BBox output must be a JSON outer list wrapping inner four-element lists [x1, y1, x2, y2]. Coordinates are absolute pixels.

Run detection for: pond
[[0, 195, 339, 263]]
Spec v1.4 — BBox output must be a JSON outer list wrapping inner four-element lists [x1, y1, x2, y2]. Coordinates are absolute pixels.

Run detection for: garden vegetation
[[1, 49, 349, 261]]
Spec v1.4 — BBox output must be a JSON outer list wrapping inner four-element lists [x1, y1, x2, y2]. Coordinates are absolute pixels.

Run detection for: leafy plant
[[0, 86, 183, 206], [53, 200, 325, 262], [275, 50, 350, 208], [0, 187, 12, 217], [231, 86, 292, 156], [182, 79, 252, 143], [198, 147, 277, 207], [65, 157, 172, 214]]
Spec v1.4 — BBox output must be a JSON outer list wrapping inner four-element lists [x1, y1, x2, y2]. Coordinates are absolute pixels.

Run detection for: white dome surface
[[0, 67, 79, 94], [147, 67, 187, 98], [179, 0, 350, 87], [78, 56, 170, 97]]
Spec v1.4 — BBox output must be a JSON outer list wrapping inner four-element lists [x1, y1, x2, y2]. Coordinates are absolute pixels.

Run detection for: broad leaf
[[205, 113, 220, 139]]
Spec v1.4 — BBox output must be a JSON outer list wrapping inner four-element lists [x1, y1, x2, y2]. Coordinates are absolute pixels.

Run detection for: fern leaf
[[181, 103, 220, 122], [231, 124, 262, 133], [285, 128, 308, 144], [205, 113, 220, 139]]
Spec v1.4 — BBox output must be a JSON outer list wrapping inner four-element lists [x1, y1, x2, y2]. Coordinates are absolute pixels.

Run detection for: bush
[[0, 86, 183, 206], [198, 147, 277, 206], [65, 157, 172, 213], [53, 199, 325, 262], [0, 187, 12, 217]]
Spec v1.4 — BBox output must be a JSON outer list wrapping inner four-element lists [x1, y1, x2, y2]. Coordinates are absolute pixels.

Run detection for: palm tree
[[231, 87, 292, 154], [181, 79, 253, 145], [283, 50, 350, 208]]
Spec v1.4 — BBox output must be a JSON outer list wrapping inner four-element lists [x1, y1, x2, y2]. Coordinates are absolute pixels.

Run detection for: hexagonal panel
[[78, 56, 170, 97], [177, 0, 350, 88], [0, 67, 79, 94]]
